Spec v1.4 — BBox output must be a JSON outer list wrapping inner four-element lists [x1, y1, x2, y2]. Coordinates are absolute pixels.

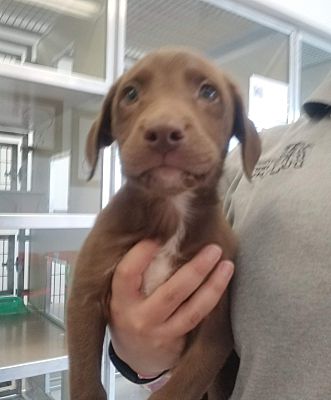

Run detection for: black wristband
[[108, 341, 167, 384]]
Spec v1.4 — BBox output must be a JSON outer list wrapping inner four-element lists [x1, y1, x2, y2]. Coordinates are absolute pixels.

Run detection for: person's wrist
[[142, 371, 172, 393], [109, 341, 168, 384]]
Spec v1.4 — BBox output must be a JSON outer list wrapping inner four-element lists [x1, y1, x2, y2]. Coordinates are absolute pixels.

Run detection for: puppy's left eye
[[199, 84, 219, 102]]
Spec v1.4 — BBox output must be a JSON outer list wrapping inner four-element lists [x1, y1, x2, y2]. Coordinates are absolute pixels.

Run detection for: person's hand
[[109, 240, 234, 377]]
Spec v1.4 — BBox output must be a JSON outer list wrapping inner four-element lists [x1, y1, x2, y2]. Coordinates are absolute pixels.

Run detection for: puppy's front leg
[[67, 232, 128, 400], [67, 291, 107, 400], [148, 293, 233, 400], [67, 238, 117, 400]]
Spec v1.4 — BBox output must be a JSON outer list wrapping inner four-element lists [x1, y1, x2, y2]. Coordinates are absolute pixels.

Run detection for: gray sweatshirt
[[222, 74, 331, 400]]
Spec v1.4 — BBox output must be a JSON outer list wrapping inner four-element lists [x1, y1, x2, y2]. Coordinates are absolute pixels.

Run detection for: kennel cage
[[0, 1, 330, 400]]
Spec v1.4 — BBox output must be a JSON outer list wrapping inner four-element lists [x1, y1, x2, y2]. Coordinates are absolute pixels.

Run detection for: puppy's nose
[[144, 124, 184, 153]]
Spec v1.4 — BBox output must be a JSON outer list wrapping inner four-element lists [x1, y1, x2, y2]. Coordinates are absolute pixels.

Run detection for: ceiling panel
[[126, 0, 271, 60], [302, 42, 331, 69], [0, 0, 56, 34]]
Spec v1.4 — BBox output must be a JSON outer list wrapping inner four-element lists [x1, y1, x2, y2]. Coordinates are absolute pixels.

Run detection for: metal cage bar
[[0, 234, 15, 294]]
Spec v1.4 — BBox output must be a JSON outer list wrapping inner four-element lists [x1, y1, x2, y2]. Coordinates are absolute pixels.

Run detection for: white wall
[[242, 0, 331, 37]]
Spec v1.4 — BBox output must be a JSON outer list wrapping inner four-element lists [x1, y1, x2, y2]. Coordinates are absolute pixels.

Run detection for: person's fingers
[[112, 240, 160, 303], [144, 245, 223, 322], [163, 260, 234, 337]]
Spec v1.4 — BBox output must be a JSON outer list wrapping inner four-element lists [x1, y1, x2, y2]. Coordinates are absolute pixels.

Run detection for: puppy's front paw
[[90, 385, 107, 400], [95, 388, 107, 400], [148, 387, 203, 400], [72, 385, 107, 400], [148, 390, 178, 400]]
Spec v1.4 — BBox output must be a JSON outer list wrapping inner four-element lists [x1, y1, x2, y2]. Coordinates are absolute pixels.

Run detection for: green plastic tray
[[0, 295, 28, 316]]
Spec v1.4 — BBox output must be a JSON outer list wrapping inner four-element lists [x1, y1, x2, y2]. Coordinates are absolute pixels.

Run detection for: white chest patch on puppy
[[142, 191, 193, 296]]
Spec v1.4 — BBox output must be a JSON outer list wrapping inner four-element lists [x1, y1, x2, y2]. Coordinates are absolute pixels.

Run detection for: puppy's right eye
[[122, 86, 139, 104]]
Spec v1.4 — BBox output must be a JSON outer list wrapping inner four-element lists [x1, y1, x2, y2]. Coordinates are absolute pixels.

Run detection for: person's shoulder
[[259, 116, 309, 149], [223, 116, 309, 182]]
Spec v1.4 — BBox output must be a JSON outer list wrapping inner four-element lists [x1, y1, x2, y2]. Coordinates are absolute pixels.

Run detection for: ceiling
[[0, 0, 330, 68], [302, 42, 331, 69], [0, 0, 56, 35], [126, 0, 273, 61], [0, 0, 103, 62]]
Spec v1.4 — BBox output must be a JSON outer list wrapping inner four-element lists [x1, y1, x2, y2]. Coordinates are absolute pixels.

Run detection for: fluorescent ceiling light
[[16, 0, 101, 19]]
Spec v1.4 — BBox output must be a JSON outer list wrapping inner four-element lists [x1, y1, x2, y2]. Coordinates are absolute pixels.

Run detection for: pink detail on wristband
[[142, 372, 171, 393]]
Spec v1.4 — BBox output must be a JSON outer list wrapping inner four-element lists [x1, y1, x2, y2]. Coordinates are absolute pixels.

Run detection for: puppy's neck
[[123, 181, 220, 242], [142, 190, 193, 295], [120, 183, 221, 295], [143, 186, 194, 242], [169, 190, 193, 223]]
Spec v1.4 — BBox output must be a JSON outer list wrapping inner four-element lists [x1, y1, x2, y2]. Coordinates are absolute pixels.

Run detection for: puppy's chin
[[133, 166, 208, 195]]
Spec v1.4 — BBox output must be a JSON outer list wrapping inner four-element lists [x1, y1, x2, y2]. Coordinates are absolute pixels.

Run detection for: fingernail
[[219, 261, 234, 278], [204, 245, 222, 264]]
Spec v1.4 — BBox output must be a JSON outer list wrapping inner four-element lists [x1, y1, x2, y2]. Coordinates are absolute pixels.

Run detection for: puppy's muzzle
[[144, 122, 185, 154]]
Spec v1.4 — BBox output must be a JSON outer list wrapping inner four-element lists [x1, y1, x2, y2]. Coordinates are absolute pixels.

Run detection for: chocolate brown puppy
[[67, 48, 261, 400]]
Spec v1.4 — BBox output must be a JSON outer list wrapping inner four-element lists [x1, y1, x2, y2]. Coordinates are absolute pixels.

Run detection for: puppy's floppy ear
[[229, 82, 261, 179], [85, 83, 118, 180]]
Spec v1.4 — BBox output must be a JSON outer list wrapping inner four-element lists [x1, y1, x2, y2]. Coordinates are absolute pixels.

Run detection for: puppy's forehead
[[123, 50, 220, 84]]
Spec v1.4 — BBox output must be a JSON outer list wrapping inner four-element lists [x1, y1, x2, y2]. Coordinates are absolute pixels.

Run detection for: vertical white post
[[288, 31, 302, 123], [101, 1, 128, 399]]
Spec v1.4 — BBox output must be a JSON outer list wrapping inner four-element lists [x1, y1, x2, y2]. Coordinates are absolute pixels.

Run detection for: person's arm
[[109, 240, 234, 380]]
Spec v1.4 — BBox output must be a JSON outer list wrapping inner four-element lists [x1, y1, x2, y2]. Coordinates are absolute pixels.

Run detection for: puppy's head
[[86, 48, 261, 194]]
